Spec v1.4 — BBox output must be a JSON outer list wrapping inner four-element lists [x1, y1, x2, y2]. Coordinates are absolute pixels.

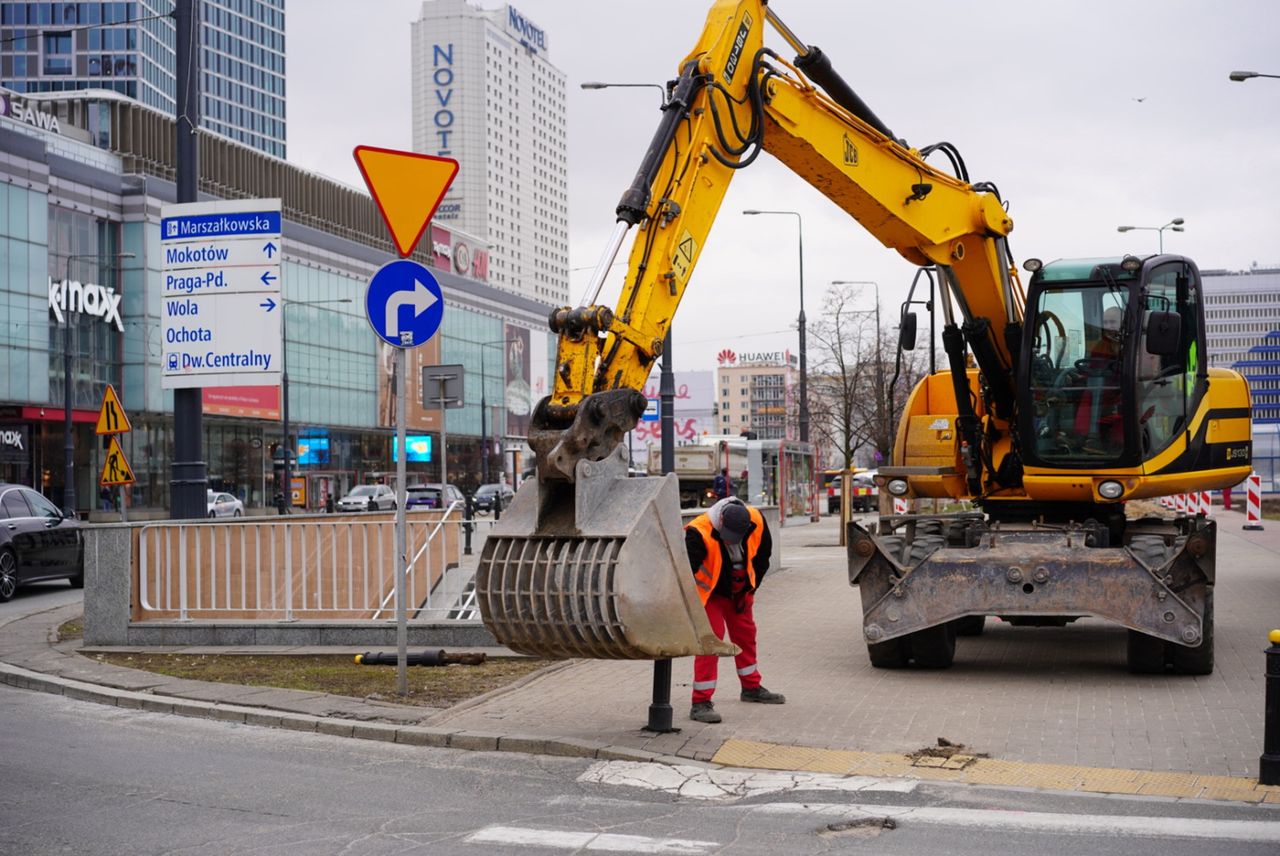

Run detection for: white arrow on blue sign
[[365, 259, 444, 348]]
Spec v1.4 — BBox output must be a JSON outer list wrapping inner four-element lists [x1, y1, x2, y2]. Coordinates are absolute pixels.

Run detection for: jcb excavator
[[475, 1, 1252, 674]]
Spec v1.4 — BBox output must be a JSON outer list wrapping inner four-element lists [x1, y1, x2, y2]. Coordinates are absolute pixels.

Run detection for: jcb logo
[[843, 134, 858, 167]]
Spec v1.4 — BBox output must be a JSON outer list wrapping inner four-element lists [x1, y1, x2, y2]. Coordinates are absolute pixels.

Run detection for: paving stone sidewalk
[[2, 506, 1277, 785]]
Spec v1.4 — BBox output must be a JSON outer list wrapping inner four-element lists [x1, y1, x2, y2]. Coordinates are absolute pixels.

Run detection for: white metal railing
[[136, 509, 499, 623]]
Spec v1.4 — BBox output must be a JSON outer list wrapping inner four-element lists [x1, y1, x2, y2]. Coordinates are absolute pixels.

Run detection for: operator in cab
[[685, 497, 785, 724], [1073, 305, 1125, 454]]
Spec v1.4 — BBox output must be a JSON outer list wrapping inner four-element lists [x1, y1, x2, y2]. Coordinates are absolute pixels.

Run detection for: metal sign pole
[[439, 378, 448, 493], [395, 349, 408, 696]]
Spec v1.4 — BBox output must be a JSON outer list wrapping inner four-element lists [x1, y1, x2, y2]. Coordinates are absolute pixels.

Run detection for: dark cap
[[718, 503, 751, 544]]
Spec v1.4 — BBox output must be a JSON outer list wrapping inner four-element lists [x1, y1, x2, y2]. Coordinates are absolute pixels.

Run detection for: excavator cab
[[1019, 255, 1246, 484]]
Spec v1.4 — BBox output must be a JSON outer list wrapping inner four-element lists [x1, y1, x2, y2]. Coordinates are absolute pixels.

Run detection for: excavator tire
[[864, 532, 956, 668], [1124, 537, 1213, 675], [953, 615, 986, 637], [1125, 629, 1167, 674], [1169, 588, 1214, 675]]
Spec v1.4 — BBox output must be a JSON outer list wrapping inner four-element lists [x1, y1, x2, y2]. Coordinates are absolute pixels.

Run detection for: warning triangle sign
[[99, 436, 135, 487], [353, 145, 459, 258], [95, 384, 132, 435]]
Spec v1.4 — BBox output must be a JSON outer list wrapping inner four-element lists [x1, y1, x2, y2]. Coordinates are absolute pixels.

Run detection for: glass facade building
[[1203, 268, 1280, 491], [0, 1, 286, 158], [0, 89, 553, 515]]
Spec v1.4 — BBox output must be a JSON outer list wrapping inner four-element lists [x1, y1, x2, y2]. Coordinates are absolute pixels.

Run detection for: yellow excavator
[[475, 1, 1252, 674]]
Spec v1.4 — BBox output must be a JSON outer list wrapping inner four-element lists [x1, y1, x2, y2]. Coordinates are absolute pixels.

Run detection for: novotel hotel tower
[[411, 1, 569, 305]]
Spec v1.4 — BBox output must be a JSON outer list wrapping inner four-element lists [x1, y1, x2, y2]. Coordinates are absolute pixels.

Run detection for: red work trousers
[[691, 593, 763, 704]]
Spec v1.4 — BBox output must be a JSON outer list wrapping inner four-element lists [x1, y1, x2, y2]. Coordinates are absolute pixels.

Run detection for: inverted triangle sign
[[353, 145, 459, 257]]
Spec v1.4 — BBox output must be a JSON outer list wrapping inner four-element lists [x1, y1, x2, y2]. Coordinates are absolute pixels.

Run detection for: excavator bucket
[[475, 446, 737, 659]]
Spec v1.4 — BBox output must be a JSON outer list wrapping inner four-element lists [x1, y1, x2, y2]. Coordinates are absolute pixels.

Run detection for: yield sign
[[95, 384, 132, 435], [353, 145, 459, 257]]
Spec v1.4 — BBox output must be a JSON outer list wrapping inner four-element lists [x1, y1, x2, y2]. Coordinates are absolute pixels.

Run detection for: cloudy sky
[[288, 0, 1279, 371]]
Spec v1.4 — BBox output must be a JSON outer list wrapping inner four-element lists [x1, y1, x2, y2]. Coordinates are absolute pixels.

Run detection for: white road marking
[[578, 760, 917, 801], [464, 826, 718, 853], [749, 802, 1280, 843]]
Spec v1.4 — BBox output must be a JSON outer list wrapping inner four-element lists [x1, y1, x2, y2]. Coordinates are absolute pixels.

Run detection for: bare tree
[[809, 283, 931, 469]]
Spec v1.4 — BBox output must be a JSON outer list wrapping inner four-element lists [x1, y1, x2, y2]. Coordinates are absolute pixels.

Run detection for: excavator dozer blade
[[475, 447, 738, 659]]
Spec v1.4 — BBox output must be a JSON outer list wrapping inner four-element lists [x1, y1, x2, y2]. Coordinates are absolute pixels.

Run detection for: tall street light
[[580, 81, 668, 106], [1117, 217, 1185, 253], [62, 250, 135, 517], [743, 209, 809, 444], [479, 338, 519, 485], [1229, 70, 1280, 82], [280, 297, 352, 513]]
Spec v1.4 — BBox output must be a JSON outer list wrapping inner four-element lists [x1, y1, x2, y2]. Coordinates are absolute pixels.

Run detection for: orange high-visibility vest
[[687, 506, 765, 606]]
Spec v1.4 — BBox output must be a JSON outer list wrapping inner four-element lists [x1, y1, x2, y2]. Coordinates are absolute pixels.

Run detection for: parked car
[[0, 483, 83, 602], [405, 483, 465, 510], [336, 484, 396, 512], [206, 490, 244, 518], [472, 483, 514, 514]]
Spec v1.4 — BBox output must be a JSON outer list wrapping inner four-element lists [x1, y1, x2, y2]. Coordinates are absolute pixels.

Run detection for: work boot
[[690, 701, 722, 723], [740, 686, 786, 704]]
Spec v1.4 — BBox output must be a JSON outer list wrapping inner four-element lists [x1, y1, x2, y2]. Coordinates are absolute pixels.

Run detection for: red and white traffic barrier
[[1199, 490, 1212, 516], [893, 497, 911, 515], [1175, 493, 1187, 514], [1244, 474, 1265, 531]]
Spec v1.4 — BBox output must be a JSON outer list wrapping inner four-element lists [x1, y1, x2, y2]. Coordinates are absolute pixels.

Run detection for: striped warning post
[[1175, 494, 1187, 514], [1201, 490, 1212, 516], [1244, 474, 1265, 531], [893, 497, 910, 515]]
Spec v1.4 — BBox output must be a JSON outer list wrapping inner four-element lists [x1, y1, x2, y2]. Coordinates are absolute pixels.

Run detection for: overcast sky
[[287, 0, 1280, 371]]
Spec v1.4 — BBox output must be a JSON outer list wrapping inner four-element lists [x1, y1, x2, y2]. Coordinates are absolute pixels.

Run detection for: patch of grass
[[90, 652, 555, 708], [57, 618, 83, 642]]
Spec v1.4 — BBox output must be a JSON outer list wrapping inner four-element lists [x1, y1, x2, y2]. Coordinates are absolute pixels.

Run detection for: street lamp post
[[742, 209, 809, 444], [62, 251, 135, 517], [1117, 218, 1185, 253], [1229, 70, 1280, 82], [580, 81, 668, 106], [479, 338, 519, 486], [280, 298, 352, 513]]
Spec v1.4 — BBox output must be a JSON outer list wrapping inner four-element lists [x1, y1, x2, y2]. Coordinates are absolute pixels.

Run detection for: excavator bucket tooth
[[475, 448, 737, 659]]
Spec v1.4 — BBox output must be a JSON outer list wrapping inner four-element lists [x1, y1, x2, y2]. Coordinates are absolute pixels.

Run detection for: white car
[[206, 490, 244, 518], [336, 484, 396, 512]]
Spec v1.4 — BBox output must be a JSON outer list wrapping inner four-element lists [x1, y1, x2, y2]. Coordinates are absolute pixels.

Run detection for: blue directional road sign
[[365, 259, 444, 349]]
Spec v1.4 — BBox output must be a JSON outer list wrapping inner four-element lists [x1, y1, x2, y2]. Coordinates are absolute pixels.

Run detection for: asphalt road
[[3, 684, 1277, 856]]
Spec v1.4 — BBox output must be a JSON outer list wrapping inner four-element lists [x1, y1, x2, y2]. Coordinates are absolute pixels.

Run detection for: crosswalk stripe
[[465, 826, 718, 853], [750, 802, 1280, 843]]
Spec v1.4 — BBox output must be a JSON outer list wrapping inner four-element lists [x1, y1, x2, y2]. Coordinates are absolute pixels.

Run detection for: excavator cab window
[[1024, 281, 1134, 466], [1137, 262, 1204, 457]]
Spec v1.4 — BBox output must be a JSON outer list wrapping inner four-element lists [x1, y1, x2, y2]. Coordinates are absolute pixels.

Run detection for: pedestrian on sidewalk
[[686, 496, 785, 724]]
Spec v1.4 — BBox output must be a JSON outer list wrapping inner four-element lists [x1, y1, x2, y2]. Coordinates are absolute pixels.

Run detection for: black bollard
[[641, 657, 679, 733], [463, 495, 474, 556], [1262, 630, 1280, 785]]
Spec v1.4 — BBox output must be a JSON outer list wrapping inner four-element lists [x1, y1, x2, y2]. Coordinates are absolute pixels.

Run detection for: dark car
[[405, 484, 465, 510], [0, 483, 84, 602], [472, 483, 514, 514]]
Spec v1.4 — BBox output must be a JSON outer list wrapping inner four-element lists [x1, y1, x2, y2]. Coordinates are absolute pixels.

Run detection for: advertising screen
[[393, 434, 433, 462], [297, 435, 329, 465]]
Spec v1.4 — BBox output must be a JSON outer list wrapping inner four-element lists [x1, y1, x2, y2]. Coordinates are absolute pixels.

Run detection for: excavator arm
[[478, 1, 1027, 660], [533, 0, 1020, 487]]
